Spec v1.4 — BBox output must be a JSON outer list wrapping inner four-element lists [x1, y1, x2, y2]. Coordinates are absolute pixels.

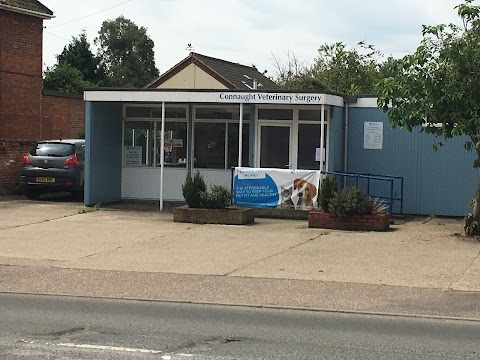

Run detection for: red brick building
[[0, 0, 85, 193]]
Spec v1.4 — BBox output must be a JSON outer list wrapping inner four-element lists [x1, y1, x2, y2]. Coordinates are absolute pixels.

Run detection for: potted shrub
[[318, 175, 338, 212], [174, 171, 254, 225], [309, 187, 390, 231]]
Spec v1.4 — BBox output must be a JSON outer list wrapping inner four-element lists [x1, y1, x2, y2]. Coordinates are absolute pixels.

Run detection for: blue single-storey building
[[83, 88, 478, 216]]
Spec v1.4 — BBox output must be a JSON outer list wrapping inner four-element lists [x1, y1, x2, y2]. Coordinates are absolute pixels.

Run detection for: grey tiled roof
[[193, 53, 282, 90], [147, 52, 283, 90], [0, 0, 53, 17]]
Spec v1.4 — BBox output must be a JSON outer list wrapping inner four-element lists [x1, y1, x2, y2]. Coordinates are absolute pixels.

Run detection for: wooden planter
[[173, 205, 254, 225], [308, 211, 390, 231]]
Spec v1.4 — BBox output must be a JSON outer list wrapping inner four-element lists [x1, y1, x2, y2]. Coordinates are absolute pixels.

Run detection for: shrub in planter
[[200, 185, 232, 209], [182, 171, 207, 208], [330, 187, 368, 218], [367, 196, 389, 214], [318, 175, 338, 212]]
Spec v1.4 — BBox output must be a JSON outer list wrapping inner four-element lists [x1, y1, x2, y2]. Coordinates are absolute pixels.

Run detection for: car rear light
[[64, 155, 79, 167], [22, 154, 30, 164]]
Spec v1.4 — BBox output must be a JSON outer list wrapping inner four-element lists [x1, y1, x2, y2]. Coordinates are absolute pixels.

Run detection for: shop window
[[196, 107, 249, 120], [227, 123, 249, 168], [125, 107, 151, 118], [194, 123, 226, 169], [152, 107, 187, 119], [299, 109, 329, 121], [123, 121, 155, 166], [156, 122, 187, 167], [258, 108, 293, 120], [297, 124, 327, 170], [299, 109, 320, 121]]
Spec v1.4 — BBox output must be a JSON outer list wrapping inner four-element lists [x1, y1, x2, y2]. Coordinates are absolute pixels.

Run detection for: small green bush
[[465, 214, 480, 235], [200, 185, 232, 209], [182, 171, 207, 208], [318, 175, 338, 212], [330, 187, 368, 218]]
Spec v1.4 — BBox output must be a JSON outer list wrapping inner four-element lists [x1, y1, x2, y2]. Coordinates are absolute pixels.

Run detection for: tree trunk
[[474, 147, 480, 219], [465, 147, 480, 235], [472, 180, 480, 219]]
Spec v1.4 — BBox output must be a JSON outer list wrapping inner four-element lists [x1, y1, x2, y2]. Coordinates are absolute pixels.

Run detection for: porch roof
[[84, 88, 347, 107]]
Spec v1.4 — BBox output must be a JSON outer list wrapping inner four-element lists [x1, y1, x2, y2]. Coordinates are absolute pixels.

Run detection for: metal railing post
[[231, 167, 235, 206], [390, 179, 394, 213]]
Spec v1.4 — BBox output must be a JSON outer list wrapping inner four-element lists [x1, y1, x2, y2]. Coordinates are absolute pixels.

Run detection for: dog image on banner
[[293, 178, 318, 209]]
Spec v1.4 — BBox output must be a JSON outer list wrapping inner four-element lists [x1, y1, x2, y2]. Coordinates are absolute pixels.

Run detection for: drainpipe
[[344, 102, 349, 174], [343, 96, 357, 186], [320, 104, 325, 172]]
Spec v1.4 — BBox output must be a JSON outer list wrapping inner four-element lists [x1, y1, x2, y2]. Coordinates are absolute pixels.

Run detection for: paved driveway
[[1, 195, 479, 292]]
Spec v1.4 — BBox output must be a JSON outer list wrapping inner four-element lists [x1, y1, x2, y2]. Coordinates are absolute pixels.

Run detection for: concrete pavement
[[1, 195, 480, 319]]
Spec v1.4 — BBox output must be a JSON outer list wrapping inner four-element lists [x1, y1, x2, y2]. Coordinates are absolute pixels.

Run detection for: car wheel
[[25, 189, 41, 200]]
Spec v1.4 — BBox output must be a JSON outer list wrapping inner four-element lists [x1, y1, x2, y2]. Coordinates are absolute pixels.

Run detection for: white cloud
[[40, 0, 470, 79]]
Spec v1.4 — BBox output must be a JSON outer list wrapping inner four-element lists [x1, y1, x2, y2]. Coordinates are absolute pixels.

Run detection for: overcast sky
[[40, 0, 465, 79]]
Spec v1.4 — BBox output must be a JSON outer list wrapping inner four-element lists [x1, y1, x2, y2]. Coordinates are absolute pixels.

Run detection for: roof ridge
[[192, 52, 259, 71], [0, 0, 54, 17]]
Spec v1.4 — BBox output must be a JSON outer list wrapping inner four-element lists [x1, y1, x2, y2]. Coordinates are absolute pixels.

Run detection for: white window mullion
[[153, 121, 157, 167], [225, 122, 229, 170]]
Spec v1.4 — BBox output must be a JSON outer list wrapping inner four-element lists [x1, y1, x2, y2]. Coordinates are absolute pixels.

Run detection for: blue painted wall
[[328, 106, 345, 172], [347, 107, 480, 216], [85, 101, 123, 206]]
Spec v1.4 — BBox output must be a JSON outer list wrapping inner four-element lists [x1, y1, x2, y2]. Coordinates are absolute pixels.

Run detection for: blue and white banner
[[233, 167, 321, 209]]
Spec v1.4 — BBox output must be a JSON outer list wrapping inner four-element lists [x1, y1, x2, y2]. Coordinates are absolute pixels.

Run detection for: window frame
[[122, 104, 189, 168], [193, 105, 250, 170]]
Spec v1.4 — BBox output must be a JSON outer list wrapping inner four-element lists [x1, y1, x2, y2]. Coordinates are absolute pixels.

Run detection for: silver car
[[20, 139, 85, 200]]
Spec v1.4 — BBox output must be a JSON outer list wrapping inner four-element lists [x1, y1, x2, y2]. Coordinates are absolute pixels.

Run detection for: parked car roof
[[38, 139, 85, 144]]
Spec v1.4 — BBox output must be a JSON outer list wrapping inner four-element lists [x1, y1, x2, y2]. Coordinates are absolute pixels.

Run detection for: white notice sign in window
[[364, 122, 383, 149], [124, 146, 142, 165]]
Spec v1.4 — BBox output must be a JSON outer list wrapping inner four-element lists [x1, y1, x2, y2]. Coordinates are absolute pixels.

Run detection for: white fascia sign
[[218, 92, 324, 104]]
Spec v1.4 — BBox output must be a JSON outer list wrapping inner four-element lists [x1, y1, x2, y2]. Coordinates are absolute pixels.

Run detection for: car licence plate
[[36, 177, 55, 183]]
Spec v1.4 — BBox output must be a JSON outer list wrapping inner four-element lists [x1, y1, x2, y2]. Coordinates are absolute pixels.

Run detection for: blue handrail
[[321, 170, 404, 214]]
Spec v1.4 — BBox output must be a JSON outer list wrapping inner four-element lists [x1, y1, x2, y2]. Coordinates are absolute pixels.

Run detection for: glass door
[[297, 123, 327, 170], [259, 124, 291, 168]]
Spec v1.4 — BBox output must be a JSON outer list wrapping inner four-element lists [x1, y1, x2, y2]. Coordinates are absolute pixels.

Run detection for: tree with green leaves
[[43, 63, 93, 94], [377, 0, 480, 234], [43, 32, 102, 93], [310, 41, 382, 95], [273, 42, 383, 94], [57, 31, 105, 84], [95, 16, 159, 88], [272, 51, 329, 91]]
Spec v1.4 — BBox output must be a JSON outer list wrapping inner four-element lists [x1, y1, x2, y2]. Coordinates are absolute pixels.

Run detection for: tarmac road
[[0, 195, 480, 319], [2, 293, 480, 360]]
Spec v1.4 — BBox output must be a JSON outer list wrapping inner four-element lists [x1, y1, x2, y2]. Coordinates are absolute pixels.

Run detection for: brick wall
[[0, 139, 35, 193], [308, 211, 390, 231], [0, 10, 87, 194], [0, 10, 43, 140], [0, 93, 85, 194], [41, 91, 85, 139]]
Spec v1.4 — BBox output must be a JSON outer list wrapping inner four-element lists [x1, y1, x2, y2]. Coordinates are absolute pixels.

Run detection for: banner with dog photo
[[233, 167, 321, 209]]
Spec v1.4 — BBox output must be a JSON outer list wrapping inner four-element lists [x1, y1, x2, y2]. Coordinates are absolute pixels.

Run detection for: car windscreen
[[30, 143, 76, 157]]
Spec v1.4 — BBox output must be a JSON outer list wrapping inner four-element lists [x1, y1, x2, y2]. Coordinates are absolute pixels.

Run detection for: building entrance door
[[258, 124, 292, 168]]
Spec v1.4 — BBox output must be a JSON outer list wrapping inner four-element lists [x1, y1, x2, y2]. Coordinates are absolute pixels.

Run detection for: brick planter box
[[308, 211, 390, 231], [173, 205, 254, 225]]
